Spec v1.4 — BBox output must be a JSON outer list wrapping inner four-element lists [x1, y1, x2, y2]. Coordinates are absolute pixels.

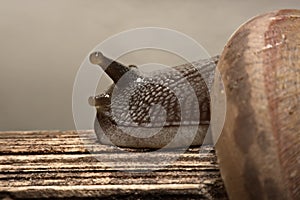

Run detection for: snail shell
[[89, 52, 218, 148], [214, 9, 300, 200]]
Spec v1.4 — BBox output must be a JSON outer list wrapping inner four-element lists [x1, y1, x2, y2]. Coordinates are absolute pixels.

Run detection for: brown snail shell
[[214, 9, 300, 200]]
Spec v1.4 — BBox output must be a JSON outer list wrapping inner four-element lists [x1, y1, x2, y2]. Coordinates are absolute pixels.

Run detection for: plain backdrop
[[0, 0, 299, 131]]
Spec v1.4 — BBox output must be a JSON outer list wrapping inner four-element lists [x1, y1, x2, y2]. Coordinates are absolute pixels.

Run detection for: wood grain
[[0, 131, 228, 199]]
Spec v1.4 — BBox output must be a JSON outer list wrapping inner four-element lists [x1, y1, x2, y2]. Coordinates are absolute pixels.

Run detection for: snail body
[[89, 52, 218, 148], [215, 9, 300, 200]]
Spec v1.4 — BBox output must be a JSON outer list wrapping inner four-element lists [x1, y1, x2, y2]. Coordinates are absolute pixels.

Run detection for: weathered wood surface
[[0, 131, 228, 199]]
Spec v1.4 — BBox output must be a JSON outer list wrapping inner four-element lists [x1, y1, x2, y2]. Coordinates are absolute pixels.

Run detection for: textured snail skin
[[90, 54, 218, 149], [214, 9, 300, 200]]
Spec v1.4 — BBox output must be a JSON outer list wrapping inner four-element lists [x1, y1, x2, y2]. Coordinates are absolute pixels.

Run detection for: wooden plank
[[0, 185, 226, 200], [0, 131, 228, 199]]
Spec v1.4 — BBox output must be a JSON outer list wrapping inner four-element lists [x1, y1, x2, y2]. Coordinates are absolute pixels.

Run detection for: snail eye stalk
[[88, 94, 111, 108], [89, 51, 139, 85]]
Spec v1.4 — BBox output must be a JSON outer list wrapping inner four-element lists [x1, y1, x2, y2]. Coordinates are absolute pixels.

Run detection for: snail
[[89, 51, 218, 148], [88, 9, 300, 200]]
